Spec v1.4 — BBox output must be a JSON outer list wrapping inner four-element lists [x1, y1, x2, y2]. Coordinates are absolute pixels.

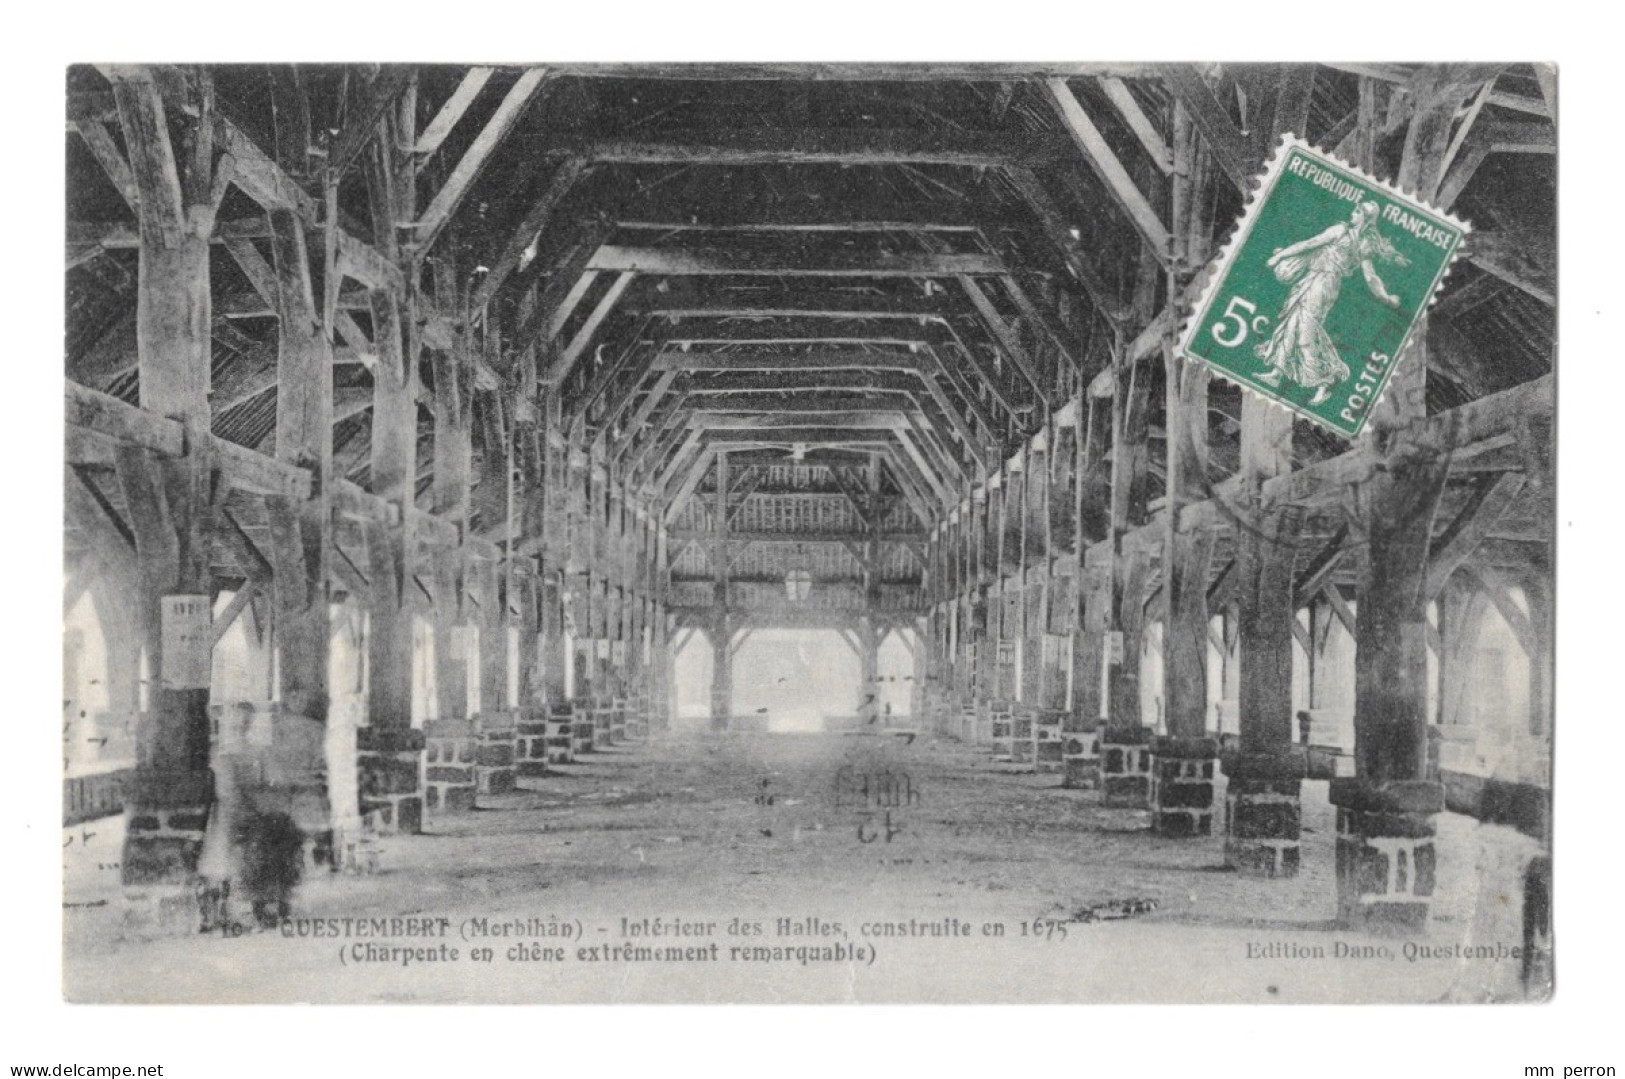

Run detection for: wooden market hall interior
[[62, 62, 1555, 1003]]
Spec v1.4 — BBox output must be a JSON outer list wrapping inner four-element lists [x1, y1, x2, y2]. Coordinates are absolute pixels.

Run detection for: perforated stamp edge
[[1174, 133, 1472, 439]]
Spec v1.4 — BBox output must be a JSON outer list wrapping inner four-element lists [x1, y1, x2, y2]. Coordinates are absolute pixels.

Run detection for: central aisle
[[64, 731, 1539, 1003]]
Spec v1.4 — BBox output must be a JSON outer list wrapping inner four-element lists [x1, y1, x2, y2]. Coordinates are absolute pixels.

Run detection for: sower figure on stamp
[[1254, 200, 1408, 405]]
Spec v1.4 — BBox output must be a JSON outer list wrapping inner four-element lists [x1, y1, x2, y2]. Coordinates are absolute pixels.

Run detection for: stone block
[[1230, 801, 1301, 841], [394, 797, 423, 836], [355, 727, 426, 753], [1221, 751, 1308, 783], [477, 769, 516, 795], [1329, 778, 1444, 815], [1102, 724, 1151, 746], [1479, 776, 1550, 839], [1154, 736, 1219, 760], [1103, 774, 1152, 807], [168, 810, 210, 833], [1157, 781, 1214, 809], [359, 754, 422, 795], [1152, 811, 1212, 837], [440, 787, 477, 813], [425, 765, 474, 783], [126, 768, 214, 809], [476, 743, 516, 767], [422, 719, 477, 740], [121, 835, 203, 886]]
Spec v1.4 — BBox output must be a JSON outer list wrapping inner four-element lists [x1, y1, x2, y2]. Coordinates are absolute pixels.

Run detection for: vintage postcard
[[61, 61, 1555, 1005]]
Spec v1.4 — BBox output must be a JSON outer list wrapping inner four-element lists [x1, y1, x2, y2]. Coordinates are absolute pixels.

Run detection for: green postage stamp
[[1179, 136, 1468, 438]]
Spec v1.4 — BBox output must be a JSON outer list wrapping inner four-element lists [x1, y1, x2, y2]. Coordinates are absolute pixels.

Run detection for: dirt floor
[[63, 731, 1546, 1003]]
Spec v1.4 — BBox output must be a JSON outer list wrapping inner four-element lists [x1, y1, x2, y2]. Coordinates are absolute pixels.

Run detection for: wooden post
[[710, 616, 733, 732], [1335, 70, 1484, 933], [858, 618, 880, 724], [710, 453, 731, 730], [102, 73, 219, 904], [357, 89, 425, 834], [431, 262, 473, 722], [1064, 391, 1110, 788], [1161, 527, 1214, 740]]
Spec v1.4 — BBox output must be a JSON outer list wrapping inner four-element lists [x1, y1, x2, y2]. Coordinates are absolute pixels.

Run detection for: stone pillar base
[[571, 701, 596, 756], [474, 712, 518, 796], [1010, 708, 1037, 766], [1101, 725, 1153, 808], [1034, 709, 1065, 773], [987, 700, 1013, 757], [515, 708, 553, 778], [423, 720, 477, 813], [1222, 752, 1305, 877], [625, 695, 649, 741], [1330, 778, 1443, 934], [1151, 737, 1218, 837], [593, 700, 610, 746], [120, 769, 214, 933], [1062, 727, 1101, 789], [357, 727, 425, 835], [547, 703, 576, 764]]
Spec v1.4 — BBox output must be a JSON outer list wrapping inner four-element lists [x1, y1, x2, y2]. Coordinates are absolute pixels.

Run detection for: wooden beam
[[209, 114, 402, 292], [414, 67, 547, 258], [1154, 64, 1256, 191], [211, 576, 265, 646], [957, 275, 1045, 404], [1318, 582, 1357, 637], [540, 62, 1155, 82], [222, 236, 279, 307], [471, 156, 588, 312], [1002, 166, 1132, 322], [662, 442, 713, 520], [328, 65, 415, 179], [414, 67, 493, 161], [675, 529, 928, 545], [73, 121, 140, 211], [698, 427, 904, 444], [329, 539, 372, 601], [1461, 563, 1536, 657], [1293, 529, 1348, 605], [65, 465, 137, 555], [1097, 78, 1174, 173], [541, 128, 1067, 167], [1000, 274, 1082, 374], [608, 371, 679, 460], [546, 271, 636, 384], [106, 71, 186, 243], [1467, 231, 1555, 307], [687, 412, 911, 430], [1044, 78, 1171, 261], [573, 338, 651, 427], [891, 429, 953, 507], [588, 245, 1008, 277], [653, 352, 924, 373], [504, 226, 613, 359], [1425, 473, 1529, 598], [725, 467, 765, 527]]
